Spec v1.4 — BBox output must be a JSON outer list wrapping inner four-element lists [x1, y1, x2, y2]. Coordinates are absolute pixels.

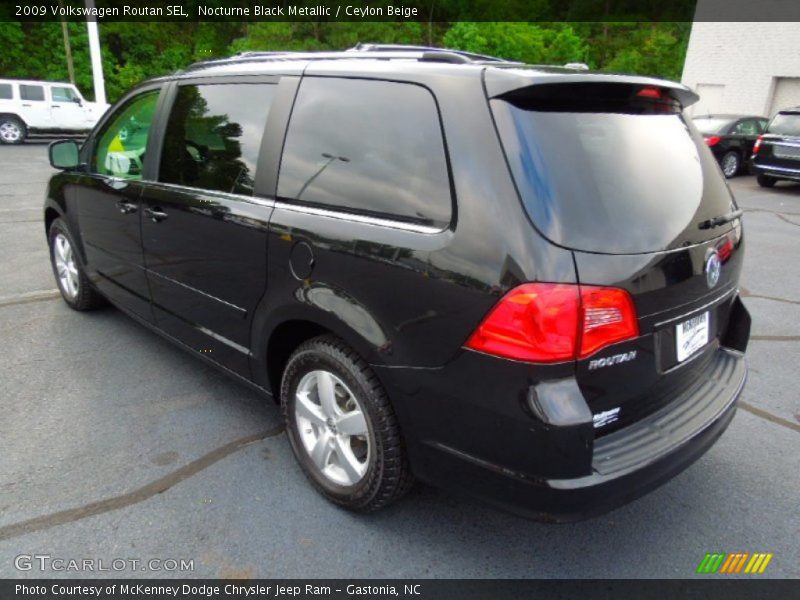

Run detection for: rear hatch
[[754, 110, 800, 171], [488, 74, 745, 435]]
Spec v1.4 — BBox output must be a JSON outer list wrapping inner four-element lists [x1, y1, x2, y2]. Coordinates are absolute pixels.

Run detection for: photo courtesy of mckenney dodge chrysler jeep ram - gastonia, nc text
[[42, 44, 750, 521]]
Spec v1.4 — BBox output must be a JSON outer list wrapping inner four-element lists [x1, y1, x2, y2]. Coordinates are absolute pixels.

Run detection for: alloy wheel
[[722, 153, 739, 178], [294, 369, 371, 487], [0, 122, 21, 143], [53, 233, 79, 299]]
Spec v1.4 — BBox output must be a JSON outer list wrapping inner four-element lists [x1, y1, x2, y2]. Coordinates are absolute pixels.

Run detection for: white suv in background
[[0, 79, 109, 144]]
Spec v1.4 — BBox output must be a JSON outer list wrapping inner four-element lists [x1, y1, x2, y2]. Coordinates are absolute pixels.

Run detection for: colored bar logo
[[697, 552, 773, 574]]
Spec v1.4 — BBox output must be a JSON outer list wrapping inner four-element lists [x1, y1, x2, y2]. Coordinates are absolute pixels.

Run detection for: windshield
[[491, 98, 735, 254], [693, 118, 734, 135], [768, 112, 800, 136]]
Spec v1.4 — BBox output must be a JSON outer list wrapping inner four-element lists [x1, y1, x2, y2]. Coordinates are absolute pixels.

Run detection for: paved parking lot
[[0, 143, 798, 579]]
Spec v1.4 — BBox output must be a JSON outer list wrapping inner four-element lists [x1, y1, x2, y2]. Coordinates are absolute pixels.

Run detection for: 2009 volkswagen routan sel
[[44, 45, 750, 521]]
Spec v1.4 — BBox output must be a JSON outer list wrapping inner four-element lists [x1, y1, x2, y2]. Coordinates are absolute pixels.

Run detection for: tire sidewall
[[0, 116, 26, 145], [757, 174, 776, 188], [282, 345, 383, 506]]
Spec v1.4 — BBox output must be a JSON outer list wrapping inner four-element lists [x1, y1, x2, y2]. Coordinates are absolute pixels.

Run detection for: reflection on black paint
[[159, 83, 276, 196]]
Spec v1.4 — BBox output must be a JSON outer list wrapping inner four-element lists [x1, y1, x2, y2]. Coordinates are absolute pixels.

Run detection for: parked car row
[[693, 108, 800, 186], [0, 78, 108, 144], [693, 114, 767, 177]]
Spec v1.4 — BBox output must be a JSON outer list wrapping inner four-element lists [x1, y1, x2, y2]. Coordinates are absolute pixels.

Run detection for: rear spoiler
[[484, 68, 700, 109]]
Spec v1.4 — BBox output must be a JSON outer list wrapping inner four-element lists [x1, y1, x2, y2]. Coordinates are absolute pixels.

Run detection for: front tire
[[757, 173, 777, 188], [281, 335, 413, 512], [720, 151, 740, 178], [0, 116, 26, 145], [48, 218, 105, 311]]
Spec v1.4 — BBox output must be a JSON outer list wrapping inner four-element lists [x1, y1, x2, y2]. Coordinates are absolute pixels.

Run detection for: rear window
[[491, 84, 735, 254], [693, 118, 734, 135], [767, 112, 800, 136]]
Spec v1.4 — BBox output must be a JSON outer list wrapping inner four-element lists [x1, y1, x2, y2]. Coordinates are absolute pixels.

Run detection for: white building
[[681, 20, 800, 118]]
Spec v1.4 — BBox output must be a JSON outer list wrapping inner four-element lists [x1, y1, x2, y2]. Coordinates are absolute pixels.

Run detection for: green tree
[[443, 22, 588, 65]]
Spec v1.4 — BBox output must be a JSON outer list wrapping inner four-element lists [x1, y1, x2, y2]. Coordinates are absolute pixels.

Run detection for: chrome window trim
[[273, 200, 444, 234], [145, 181, 275, 208]]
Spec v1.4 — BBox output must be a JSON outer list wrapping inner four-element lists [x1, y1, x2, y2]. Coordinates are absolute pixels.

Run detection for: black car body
[[693, 114, 768, 177], [751, 108, 800, 187], [43, 46, 750, 521]]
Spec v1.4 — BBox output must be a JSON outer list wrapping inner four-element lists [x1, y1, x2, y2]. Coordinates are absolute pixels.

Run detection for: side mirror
[[74, 97, 83, 105], [49, 140, 80, 170]]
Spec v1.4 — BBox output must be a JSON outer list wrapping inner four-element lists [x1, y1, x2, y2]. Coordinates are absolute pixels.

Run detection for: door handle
[[145, 207, 169, 223], [116, 200, 138, 215]]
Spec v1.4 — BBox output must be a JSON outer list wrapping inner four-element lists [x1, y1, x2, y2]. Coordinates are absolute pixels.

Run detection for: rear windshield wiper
[[698, 209, 743, 230]]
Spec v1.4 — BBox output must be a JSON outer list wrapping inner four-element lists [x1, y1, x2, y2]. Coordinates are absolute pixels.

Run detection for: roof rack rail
[[348, 43, 509, 63], [184, 44, 522, 71], [564, 62, 590, 71]]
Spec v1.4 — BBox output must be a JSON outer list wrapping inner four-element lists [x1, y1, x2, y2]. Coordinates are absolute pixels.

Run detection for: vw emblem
[[705, 251, 721, 289]]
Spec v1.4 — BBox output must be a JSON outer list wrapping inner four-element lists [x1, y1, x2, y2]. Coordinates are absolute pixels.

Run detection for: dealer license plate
[[676, 311, 709, 362]]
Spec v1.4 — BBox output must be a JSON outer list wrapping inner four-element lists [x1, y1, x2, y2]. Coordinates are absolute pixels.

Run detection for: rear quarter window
[[0, 84, 12, 100], [277, 77, 452, 228]]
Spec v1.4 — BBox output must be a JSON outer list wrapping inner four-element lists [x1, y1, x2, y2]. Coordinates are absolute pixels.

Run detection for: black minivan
[[44, 46, 750, 521]]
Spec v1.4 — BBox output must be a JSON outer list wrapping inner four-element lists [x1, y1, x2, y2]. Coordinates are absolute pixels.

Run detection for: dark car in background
[[693, 114, 768, 178], [43, 46, 750, 521], [751, 108, 800, 187]]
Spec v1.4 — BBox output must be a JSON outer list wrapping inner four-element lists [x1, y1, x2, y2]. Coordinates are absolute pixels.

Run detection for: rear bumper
[[752, 162, 800, 181], [382, 347, 746, 522]]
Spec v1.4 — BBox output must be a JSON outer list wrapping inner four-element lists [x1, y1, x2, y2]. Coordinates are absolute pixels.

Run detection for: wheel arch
[[43, 188, 87, 265], [253, 302, 392, 401], [44, 205, 61, 237], [0, 112, 27, 126]]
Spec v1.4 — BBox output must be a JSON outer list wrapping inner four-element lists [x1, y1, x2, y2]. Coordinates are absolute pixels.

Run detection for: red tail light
[[637, 87, 662, 99], [578, 287, 639, 358], [465, 283, 638, 363], [753, 135, 763, 154], [705, 135, 721, 146]]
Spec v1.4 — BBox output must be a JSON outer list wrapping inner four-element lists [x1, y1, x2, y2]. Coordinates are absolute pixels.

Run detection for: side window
[[51, 86, 78, 103], [92, 90, 159, 180], [20, 85, 45, 102], [759, 119, 769, 132], [734, 120, 759, 135], [278, 78, 452, 228], [0, 84, 12, 100], [158, 83, 276, 196]]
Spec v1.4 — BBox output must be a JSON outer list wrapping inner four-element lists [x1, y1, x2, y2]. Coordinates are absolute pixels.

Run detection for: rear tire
[[720, 151, 740, 178], [757, 174, 777, 188], [281, 335, 414, 512], [0, 116, 26, 145], [48, 218, 105, 311]]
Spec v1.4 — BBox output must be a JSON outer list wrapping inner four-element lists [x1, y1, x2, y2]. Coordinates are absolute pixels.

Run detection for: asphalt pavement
[[0, 143, 798, 578]]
